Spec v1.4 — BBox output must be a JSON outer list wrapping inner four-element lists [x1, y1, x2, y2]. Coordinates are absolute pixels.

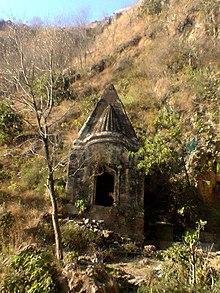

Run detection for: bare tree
[[72, 8, 93, 68], [1, 24, 70, 260]]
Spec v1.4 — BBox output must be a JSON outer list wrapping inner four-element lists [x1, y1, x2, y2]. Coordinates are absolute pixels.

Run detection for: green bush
[[0, 204, 14, 244], [167, 51, 199, 74], [0, 247, 59, 293], [140, 0, 163, 15], [61, 222, 97, 253], [18, 158, 47, 194], [138, 220, 220, 292], [35, 221, 55, 245], [0, 164, 12, 181], [74, 199, 87, 215], [0, 209, 13, 231], [0, 103, 22, 145], [121, 241, 138, 253], [161, 220, 218, 292]]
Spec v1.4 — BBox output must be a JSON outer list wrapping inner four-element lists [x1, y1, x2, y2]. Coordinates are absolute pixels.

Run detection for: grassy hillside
[[0, 0, 219, 290]]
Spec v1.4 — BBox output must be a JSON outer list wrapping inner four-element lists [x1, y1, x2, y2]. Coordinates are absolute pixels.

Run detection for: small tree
[[162, 220, 217, 291], [137, 70, 219, 221], [137, 105, 194, 223], [1, 24, 69, 259]]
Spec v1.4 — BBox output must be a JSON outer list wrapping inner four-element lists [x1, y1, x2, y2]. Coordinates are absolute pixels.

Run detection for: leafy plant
[[35, 221, 55, 245], [0, 247, 59, 292], [18, 158, 47, 195], [137, 87, 219, 222], [0, 103, 22, 145], [138, 220, 220, 292], [0, 209, 13, 230], [74, 199, 87, 215], [121, 241, 138, 253], [0, 164, 12, 181], [0, 204, 14, 244], [140, 0, 163, 15], [162, 220, 218, 291], [137, 106, 184, 176], [186, 67, 220, 176], [61, 221, 97, 253], [136, 106, 195, 224]]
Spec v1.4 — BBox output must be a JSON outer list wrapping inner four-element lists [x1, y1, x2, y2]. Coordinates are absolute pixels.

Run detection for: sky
[[0, 0, 139, 25]]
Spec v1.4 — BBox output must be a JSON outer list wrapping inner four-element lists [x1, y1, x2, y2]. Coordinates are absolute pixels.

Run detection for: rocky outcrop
[[115, 35, 142, 53], [63, 261, 119, 293]]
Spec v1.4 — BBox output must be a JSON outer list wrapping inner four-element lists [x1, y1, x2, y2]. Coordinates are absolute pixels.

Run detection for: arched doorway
[[95, 172, 114, 206]]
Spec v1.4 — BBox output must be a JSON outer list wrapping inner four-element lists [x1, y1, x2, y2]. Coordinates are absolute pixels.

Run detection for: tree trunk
[[48, 172, 63, 260], [43, 136, 63, 260]]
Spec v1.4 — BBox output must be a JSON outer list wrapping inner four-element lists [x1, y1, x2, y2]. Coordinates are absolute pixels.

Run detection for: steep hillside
[[83, 0, 220, 128], [0, 0, 219, 290], [0, 0, 219, 219]]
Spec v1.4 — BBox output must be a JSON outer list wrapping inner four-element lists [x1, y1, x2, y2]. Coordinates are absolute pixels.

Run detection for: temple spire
[[93, 104, 121, 134], [77, 84, 138, 146]]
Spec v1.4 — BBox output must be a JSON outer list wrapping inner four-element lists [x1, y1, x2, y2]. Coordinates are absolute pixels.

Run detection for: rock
[[139, 258, 150, 266], [143, 245, 157, 254], [154, 264, 164, 278], [115, 36, 141, 53], [91, 59, 106, 73], [63, 261, 119, 293], [63, 204, 79, 216], [177, 16, 194, 33], [84, 218, 90, 224]]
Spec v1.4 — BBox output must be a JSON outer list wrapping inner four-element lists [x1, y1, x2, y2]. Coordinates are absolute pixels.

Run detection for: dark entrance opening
[[95, 172, 114, 206]]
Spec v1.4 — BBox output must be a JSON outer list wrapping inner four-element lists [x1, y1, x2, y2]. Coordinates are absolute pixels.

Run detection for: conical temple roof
[[93, 104, 121, 134], [77, 84, 138, 146]]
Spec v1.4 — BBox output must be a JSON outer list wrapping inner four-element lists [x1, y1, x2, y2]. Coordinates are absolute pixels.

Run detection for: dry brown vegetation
[[0, 0, 219, 290]]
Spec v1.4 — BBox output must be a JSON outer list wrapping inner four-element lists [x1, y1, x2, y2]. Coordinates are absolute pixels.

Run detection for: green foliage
[[161, 220, 218, 291], [137, 107, 191, 221], [137, 106, 184, 176], [65, 251, 79, 262], [189, 67, 219, 122], [0, 165, 12, 181], [74, 199, 87, 215], [138, 107, 192, 225], [140, 0, 163, 15], [0, 247, 59, 293], [0, 204, 14, 244], [35, 221, 55, 245], [186, 67, 220, 175], [139, 220, 219, 292], [0, 191, 11, 206], [112, 57, 134, 77], [167, 51, 199, 74], [80, 94, 99, 116], [54, 178, 66, 203], [32, 71, 73, 106], [61, 221, 97, 253], [215, 162, 220, 173], [0, 209, 13, 231], [53, 74, 73, 104], [137, 85, 219, 221], [0, 103, 22, 145], [121, 241, 138, 253], [18, 158, 47, 194]]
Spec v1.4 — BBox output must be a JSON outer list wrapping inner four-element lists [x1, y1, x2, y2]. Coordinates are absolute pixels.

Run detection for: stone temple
[[66, 84, 144, 240]]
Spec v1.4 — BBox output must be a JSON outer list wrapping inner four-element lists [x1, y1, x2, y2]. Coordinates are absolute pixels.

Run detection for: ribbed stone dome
[[93, 104, 121, 134], [77, 84, 139, 147]]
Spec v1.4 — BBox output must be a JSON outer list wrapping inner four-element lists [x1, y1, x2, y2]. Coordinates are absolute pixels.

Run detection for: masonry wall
[[66, 138, 144, 240]]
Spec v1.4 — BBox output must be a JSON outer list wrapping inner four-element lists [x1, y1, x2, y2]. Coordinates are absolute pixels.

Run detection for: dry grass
[[0, 0, 219, 267]]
